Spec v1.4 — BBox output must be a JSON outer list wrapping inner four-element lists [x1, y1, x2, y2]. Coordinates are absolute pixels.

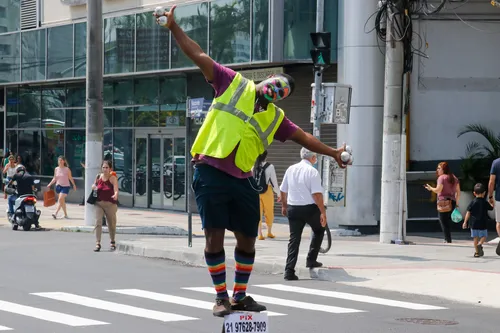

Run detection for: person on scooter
[[8, 166, 37, 218]]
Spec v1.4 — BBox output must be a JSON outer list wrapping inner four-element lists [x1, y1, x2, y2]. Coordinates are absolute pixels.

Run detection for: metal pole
[[185, 98, 192, 247], [312, 0, 324, 239], [313, 0, 324, 157], [84, 0, 104, 226], [379, 1, 405, 243]]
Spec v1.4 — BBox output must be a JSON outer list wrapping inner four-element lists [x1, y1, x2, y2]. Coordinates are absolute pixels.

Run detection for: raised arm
[[156, 5, 214, 81]]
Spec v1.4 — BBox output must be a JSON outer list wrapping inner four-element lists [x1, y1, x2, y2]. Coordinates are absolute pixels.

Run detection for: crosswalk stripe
[[183, 287, 364, 314], [107, 289, 286, 317], [32, 292, 197, 322], [0, 300, 108, 327], [254, 284, 447, 310], [0, 325, 12, 331]]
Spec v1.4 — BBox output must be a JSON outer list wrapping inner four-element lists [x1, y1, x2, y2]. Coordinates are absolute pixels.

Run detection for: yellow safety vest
[[191, 73, 285, 173]]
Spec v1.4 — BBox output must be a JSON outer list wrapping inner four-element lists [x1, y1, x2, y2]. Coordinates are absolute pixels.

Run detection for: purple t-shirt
[[192, 62, 298, 178]]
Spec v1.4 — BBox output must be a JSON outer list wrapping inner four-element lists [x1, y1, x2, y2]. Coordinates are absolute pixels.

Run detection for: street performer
[[154, 5, 349, 317]]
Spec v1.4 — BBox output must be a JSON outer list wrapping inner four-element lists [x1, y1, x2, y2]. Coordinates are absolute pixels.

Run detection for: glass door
[[133, 131, 186, 211], [134, 137, 148, 208]]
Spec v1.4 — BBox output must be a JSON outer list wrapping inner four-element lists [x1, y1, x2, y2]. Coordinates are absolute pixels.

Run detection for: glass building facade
[[0, 0, 338, 210]]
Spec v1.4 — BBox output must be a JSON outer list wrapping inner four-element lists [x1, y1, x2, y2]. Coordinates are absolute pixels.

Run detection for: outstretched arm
[[290, 128, 347, 168], [156, 5, 214, 81]]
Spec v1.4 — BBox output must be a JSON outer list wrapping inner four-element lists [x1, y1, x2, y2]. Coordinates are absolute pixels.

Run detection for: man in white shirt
[[279, 148, 326, 281]]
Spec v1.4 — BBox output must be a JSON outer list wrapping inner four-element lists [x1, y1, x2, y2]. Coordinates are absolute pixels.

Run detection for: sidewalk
[[117, 232, 500, 309]]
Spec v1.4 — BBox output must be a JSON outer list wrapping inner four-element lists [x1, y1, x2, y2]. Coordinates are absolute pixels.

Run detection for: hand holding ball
[[340, 145, 353, 165]]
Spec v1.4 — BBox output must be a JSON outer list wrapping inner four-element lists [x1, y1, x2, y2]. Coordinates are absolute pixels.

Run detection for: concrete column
[[331, 0, 385, 230]]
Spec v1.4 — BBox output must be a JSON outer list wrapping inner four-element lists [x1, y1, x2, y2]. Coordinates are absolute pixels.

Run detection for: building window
[[0, 33, 20, 83], [74, 22, 87, 77], [171, 2, 208, 69], [252, 0, 268, 61], [18, 130, 40, 175], [113, 129, 133, 206], [64, 129, 85, 176], [41, 129, 64, 176], [283, 0, 316, 60], [160, 76, 186, 127], [21, 29, 46, 81], [41, 87, 66, 128], [0, 0, 20, 32], [210, 0, 250, 64], [104, 14, 135, 74], [47, 25, 74, 79], [18, 87, 41, 128], [135, 12, 169, 72]]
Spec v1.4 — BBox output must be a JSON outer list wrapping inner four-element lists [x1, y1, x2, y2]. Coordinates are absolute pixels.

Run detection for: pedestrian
[[154, 6, 349, 317], [46, 156, 77, 219], [252, 151, 279, 240], [424, 162, 461, 243], [92, 160, 119, 252], [462, 183, 493, 257], [279, 148, 326, 281], [3, 155, 16, 201], [487, 157, 500, 255]]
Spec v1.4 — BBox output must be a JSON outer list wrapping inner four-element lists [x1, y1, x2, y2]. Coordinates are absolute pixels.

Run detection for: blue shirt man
[[487, 158, 500, 239]]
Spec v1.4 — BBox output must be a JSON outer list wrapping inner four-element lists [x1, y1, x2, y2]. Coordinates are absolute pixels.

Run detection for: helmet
[[16, 165, 26, 174]]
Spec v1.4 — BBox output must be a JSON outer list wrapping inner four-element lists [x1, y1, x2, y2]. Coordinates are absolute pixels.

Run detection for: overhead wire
[[367, 0, 449, 73]]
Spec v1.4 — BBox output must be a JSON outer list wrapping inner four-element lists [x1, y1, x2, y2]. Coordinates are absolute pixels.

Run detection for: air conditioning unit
[[60, 0, 87, 6]]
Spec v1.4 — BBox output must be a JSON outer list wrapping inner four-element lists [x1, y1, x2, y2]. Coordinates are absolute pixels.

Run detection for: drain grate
[[396, 318, 459, 326]]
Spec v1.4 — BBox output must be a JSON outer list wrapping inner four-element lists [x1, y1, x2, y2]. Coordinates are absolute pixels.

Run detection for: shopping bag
[[43, 189, 56, 207], [451, 208, 463, 223]]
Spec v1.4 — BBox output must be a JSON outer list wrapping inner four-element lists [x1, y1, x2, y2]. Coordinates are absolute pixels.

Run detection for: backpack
[[255, 162, 271, 194]]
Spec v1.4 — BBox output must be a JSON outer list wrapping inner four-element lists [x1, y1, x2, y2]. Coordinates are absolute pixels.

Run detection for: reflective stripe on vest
[[209, 77, 282, 149]]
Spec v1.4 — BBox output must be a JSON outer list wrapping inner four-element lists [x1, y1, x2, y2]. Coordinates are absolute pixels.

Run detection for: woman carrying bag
[[88, 160, 119, 252], [424, 162, 461, 243]]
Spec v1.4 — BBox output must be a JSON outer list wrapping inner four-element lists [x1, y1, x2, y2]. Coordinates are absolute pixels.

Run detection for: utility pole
[[313, 0, 324, 173], [380, 0, 405, 243], [84, 0, 103, 226]]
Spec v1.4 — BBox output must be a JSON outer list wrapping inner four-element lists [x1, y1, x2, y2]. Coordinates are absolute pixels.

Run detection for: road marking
[[0, 300, 108, 327], [0, 325, 12, 331], [183, 287, 364, 314], [32, 292, 197, 322], [107, 289, 286, 317], [253, 284, 447, 310]]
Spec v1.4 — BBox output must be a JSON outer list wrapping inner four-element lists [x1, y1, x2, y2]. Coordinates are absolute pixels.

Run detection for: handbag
[[86, 174, 101, 205], [43, 189, 56, 207], [437, 199, 452, 213]]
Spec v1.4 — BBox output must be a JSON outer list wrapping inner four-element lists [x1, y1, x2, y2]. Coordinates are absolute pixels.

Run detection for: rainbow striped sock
[[205, 250, 228, 300], [233, 248, 255, 302]]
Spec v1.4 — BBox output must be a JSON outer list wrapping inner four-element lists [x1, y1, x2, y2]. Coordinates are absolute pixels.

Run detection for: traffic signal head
[[310, 32, 331, 66]]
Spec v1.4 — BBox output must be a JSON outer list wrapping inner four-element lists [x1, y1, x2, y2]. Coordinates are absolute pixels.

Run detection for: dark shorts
[[192, 164, 260, 238], [55, 185, 71, 195]]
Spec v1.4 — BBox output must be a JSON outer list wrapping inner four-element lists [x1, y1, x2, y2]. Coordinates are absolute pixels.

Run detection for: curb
[[60, 226, 189, 236], [116, 240, 344, 280]]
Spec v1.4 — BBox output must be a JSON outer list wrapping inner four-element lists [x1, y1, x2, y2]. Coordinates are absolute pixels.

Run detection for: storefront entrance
[[133, 129, 186, 211]]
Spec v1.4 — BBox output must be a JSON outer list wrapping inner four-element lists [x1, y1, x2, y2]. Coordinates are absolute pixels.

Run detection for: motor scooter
[[4, 178, 42, 231]]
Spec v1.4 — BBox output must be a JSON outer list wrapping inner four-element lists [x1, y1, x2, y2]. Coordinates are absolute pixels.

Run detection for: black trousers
[[438, 200, 456, 243], [285, 204, 325, 274]]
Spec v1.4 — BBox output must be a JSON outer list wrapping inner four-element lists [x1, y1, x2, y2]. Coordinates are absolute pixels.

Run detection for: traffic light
[[310, 32, 331, 67]]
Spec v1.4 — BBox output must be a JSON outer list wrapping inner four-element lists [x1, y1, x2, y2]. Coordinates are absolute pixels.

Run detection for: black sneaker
[[306, 261, 323, 268], [213, 298, 231, 317], [284, 273, 298, 281], [478, 244, 484, 257], [231, 296, 266, 312]]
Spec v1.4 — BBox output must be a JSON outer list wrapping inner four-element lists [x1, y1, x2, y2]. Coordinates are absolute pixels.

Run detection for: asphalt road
[[0, 227, 498, 333]]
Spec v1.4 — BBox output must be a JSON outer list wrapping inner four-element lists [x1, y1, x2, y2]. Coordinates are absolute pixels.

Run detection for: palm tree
[[457, 124, 500, 189]]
